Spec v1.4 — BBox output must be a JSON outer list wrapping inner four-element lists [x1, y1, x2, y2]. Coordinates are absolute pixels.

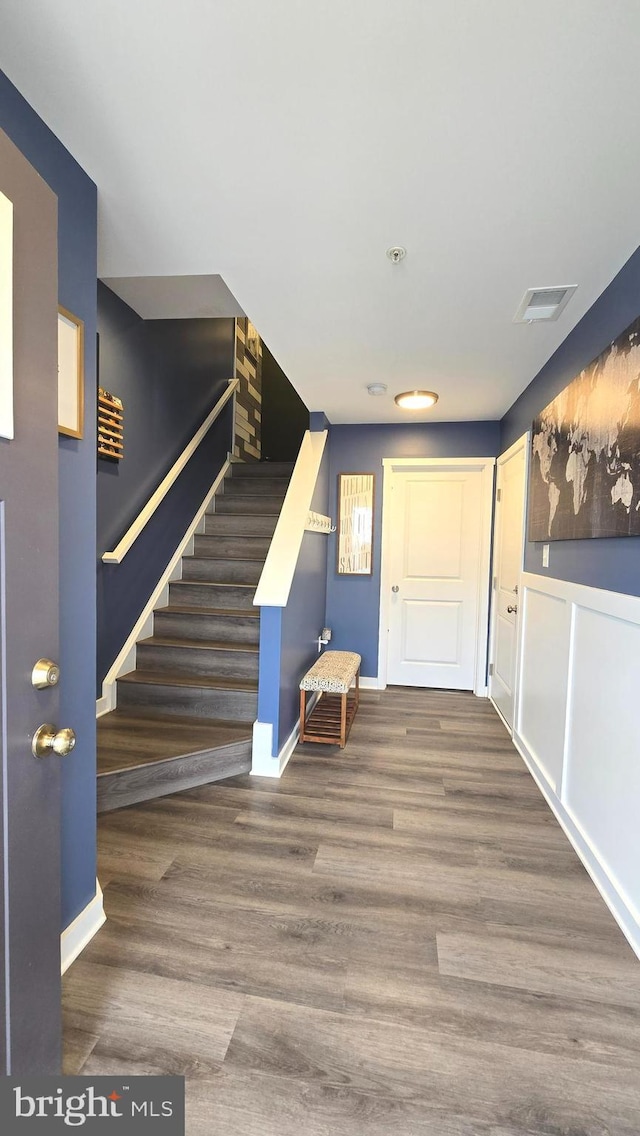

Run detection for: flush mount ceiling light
[[394, 390, 439, 410], [386, 246, 406, 263], [367, 383, 388, 396]]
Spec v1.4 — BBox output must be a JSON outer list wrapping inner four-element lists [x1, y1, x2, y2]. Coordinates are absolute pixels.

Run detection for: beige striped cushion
[[300, 650, 361, 694]]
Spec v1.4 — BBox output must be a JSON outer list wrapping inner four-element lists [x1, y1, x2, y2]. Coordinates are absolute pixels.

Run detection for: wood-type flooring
[[63, 688, 640, 1135]]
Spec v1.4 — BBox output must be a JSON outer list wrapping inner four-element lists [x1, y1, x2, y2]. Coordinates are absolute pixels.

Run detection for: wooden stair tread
[[97, 710, 251, 775], [118, 669, 258, 691], [173, 580, 255, 589], [185, 554, 266, 563], [158, 604, 260, 619], [140, 635, 259, 653]]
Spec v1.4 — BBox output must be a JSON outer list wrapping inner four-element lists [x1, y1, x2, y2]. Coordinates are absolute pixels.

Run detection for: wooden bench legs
[[299, 670, 360, 749]]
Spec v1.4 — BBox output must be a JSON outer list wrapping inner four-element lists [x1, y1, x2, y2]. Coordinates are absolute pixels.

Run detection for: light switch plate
[[542, 543, 550, 568]]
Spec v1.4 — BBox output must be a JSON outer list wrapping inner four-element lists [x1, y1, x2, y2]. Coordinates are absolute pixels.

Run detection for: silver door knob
[[507, 605, 518, 615], [32, 724, 76, 759], [392, 585, 399, 593], [31, 658, 60, 689]]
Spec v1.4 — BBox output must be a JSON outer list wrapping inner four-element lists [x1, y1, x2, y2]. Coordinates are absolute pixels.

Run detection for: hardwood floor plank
[[437, 929, 640, 1007], [63, 686, 640, 1134], [223, 995, 640, 1134], [64, 960, 244, 1064]]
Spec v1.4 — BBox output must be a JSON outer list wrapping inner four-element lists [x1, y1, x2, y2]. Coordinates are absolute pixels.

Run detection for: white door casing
[[379, 458, 495, 694], [488, 434, 528, 730]]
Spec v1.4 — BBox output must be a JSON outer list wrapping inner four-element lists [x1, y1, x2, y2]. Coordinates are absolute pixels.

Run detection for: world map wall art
[[529, 314, 640, 541]]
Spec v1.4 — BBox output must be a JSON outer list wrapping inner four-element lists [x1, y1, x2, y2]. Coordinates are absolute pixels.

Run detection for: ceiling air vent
[[513, 285, 577, 323]]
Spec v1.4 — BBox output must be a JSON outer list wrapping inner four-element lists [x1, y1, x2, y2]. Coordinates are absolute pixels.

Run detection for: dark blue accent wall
[[325, 422, 501, 676], [501, 245, 640, 597], [0, 70, 98, 928], [276, 440, 330, 751], [97, 283, 235, 686]]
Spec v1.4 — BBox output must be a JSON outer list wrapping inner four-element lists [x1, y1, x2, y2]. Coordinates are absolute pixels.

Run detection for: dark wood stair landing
[[97, 461, 293, 811], [97, 711, 251, 813]]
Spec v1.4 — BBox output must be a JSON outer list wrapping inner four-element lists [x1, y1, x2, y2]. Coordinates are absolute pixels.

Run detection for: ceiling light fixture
[[394, 390, 439, 411], [386, 246, 406, 263], [367, 383, 387, 396]]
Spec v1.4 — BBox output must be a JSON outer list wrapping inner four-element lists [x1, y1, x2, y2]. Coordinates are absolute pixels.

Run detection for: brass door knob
[[32, 658, 60, 689], [32, 724, 76, 759]]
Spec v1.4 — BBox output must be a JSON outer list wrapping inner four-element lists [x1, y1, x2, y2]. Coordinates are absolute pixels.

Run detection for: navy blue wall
[[325, 422, 501, 676], [502, 245, 640, 597], [0, 71, 98, 928], [277, 440, 330, 751], [97, 284, 235, 685]]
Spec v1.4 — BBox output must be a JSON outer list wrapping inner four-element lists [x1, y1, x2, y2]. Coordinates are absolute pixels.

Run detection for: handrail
[[102, 377, 238, 564], [253, 429, 328, 607]]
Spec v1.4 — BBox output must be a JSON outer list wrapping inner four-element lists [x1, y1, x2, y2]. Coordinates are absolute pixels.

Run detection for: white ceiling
[[2, 1, 640, 423]]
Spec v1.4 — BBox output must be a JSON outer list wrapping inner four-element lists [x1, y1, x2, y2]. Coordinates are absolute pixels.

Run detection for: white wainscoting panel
[[514, 573, 640, 958], [564, 604, 640, 927], [517, 585, 571, 794]]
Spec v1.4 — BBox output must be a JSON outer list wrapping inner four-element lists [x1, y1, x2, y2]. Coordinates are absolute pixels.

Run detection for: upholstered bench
[[299, 650, 361, 749]]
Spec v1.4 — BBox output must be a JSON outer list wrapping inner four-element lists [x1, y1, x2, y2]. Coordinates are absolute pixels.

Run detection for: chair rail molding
[[102, 377, 238, 564], [514, 571, 640, 959]]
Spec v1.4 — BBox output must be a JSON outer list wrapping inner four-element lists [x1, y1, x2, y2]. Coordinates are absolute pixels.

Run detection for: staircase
[[96, 461, 293, 811]]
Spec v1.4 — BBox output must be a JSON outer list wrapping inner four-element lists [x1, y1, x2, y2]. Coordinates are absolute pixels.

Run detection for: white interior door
[[386, 466, 487, 690], [488, 434, 527, 730]]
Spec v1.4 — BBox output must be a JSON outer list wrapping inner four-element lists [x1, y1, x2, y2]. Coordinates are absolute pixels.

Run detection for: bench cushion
[[300, 650, 361, 694]]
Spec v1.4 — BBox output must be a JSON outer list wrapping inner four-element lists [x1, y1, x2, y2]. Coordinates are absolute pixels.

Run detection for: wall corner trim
[[61, 879, 106, 975], [251, 693, 320, 778]]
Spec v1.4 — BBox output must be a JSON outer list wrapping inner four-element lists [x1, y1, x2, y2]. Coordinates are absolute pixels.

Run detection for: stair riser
[[215, 495, 284, 515], [154, 610, 260, 644], [137, 643, 259, 680], [117, 681, 258, 722], [182, 558, 263, 585], [97, 742, 252, 812], [169, 581, 255, 610], [204, 513, 278, 536], [223, 478, 289, 496], [194, 534, 271, 559], [231, 462, 294, 477]]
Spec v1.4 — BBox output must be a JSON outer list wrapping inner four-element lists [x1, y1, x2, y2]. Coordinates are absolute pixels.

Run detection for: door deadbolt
[[32, 724, 76, 759], [32, 658, 60, 689], [392, 585, 399, 593]]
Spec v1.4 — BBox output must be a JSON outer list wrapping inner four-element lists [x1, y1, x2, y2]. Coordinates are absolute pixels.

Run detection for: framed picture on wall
[[58, 305, 84, 438], [337, 472, 374, 575]]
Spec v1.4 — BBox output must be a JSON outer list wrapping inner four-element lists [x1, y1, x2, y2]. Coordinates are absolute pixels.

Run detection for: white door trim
[[488, 432, 530, 732], [378, 456, 495, 695]]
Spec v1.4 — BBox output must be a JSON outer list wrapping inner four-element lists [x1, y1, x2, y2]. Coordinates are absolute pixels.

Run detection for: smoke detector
[[367, 383, 387, 396], [514, 285, 577, 323]]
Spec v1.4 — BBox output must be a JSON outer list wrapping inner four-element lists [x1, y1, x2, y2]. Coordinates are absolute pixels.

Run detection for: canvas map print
[[529, 314, 640, 540]]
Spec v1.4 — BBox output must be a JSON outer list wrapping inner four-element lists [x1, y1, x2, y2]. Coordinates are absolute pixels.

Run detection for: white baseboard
[[96, 460, 231, 715], [360, 675, 386, 690], [251, 694, 319, 778], [61, 880, 106, 975], [96, 694, 111, 718]]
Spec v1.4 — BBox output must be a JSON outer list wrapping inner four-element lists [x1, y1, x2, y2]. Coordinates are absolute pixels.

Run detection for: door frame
[[487, 432, 530, 732], [378, 456, 496, 695]]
